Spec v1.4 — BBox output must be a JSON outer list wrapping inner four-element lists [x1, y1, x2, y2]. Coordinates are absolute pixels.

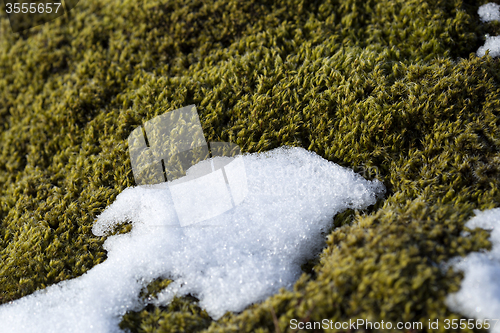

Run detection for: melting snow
[[446, 208, 500, 332], [479, 3, 500, 23], [0, 147, 384, 333], [477, 36, 500, 58], [477, 3, 500, 57]]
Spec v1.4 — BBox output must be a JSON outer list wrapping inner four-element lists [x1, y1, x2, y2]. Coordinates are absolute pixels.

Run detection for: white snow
[[0, 147, 385, 333], [479, 3, 500, 23], [477, 35, 500, 58], [477, 4, 500, 57], [446, 208, 500, 332]]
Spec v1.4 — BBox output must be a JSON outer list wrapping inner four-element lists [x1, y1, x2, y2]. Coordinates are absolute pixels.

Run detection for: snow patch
[[479, 3, 500, 23], [0, 147, 385, 333], [477, 4, 500, 57], [446, 208, 500, 332], [477, 36, 500, 58]]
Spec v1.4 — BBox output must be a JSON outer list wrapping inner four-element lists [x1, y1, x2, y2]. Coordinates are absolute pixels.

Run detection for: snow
[[0, 147, 385, 333], [477, 4, 500, 57], [446, 208, 500, 332], [477, 36, 500, 58], [479, 3, 500, 23]]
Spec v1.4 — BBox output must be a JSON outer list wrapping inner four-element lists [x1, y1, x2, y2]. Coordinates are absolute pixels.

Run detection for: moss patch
[[1, 0, 500, 331]]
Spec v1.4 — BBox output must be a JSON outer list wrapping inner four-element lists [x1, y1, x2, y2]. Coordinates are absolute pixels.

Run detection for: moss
[[1, 0, 500, 331], [119, 295, 212, 333]]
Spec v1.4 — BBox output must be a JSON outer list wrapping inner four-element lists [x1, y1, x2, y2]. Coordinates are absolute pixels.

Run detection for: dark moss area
[[1, 0, 500, 331]]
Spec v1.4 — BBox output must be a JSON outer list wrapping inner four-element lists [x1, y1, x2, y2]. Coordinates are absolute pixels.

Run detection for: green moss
[[1, 0, 500, 331], [119, 295, 213, 333]]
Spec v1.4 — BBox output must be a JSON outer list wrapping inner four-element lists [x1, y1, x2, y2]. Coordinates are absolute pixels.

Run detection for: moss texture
[[1, 0, 500, 331]]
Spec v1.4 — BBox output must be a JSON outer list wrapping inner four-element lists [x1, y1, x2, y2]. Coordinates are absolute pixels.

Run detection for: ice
[[446, 208, 500, 332], [479, 3, 500, 23], [0, 147, 385, 333]]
